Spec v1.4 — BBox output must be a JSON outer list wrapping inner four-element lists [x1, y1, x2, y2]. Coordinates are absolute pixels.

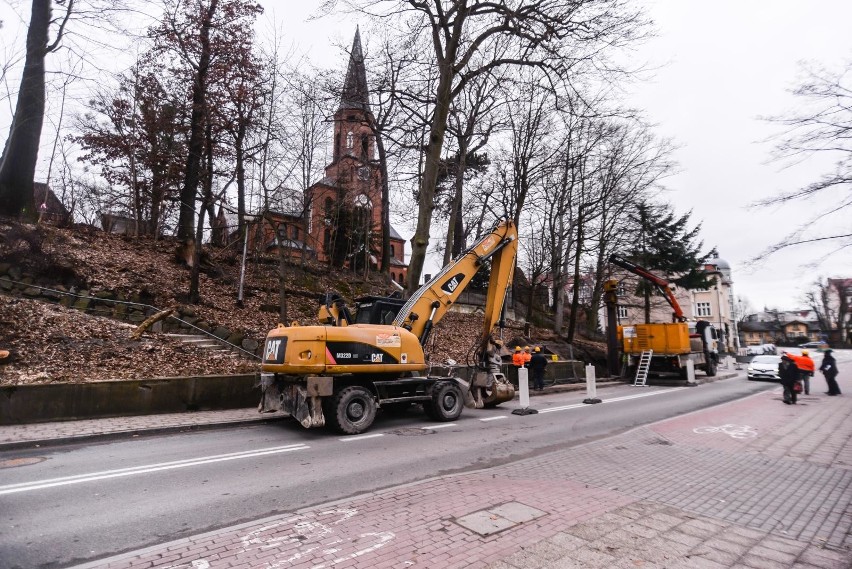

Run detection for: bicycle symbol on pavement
[[693, 424, 758, 439], [162, 507, 395, 569]]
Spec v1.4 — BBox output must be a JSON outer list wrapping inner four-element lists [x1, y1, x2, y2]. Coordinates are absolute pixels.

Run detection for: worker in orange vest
[[522, 346, 532, 367], [512, 346, 525, 367], [786, 351, 815, 395]]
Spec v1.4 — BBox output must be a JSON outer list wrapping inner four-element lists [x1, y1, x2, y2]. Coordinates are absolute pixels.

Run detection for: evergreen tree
[[626, 201, 716, 323]]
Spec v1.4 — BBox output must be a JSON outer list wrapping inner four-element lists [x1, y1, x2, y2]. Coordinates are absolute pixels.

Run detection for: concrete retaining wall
[[0, 374, 259, 425], [0, 361, 594, 425]]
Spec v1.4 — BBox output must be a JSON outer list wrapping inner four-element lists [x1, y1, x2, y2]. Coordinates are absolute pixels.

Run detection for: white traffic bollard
[[686, 359, 696, 385], [511, 367, 538, 415], [583, 364, 602, 404], [518, 367, 530, 408]]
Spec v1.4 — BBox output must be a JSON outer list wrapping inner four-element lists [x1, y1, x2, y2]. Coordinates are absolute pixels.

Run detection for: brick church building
[[236, 30, 408, 286]]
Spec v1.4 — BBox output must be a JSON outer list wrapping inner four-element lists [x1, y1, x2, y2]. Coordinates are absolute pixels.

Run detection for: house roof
[[389, 224, 404, 240], [739, 321, 780, 333]]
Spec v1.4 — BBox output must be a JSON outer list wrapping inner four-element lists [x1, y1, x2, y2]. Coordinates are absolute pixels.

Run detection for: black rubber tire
[[705, 356, 717, 377], [324, 386, 377, 435], [425, 381, 464, 422]]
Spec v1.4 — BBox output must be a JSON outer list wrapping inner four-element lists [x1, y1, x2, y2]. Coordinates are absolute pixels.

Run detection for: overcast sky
[[3, 0, 850, 313]]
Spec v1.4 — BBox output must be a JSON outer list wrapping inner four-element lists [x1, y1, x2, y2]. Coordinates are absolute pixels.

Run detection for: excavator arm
[[393, 219, 518, 344], [608, 254, 686, 322]]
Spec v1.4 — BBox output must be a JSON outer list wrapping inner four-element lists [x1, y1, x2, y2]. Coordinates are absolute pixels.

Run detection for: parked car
[[745, 345, 765, 355], [747, 355, 782, 381], [798, 341, 829, 351]]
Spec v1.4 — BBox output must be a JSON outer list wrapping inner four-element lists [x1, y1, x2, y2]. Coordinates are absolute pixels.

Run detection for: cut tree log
[[131, 309, 175, 340]]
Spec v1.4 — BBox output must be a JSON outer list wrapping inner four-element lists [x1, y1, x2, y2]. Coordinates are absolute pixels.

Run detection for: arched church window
[[361, 134, 369, 159], [346, 131, 354, 149]]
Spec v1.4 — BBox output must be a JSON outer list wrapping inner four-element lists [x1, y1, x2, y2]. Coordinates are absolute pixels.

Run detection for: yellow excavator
[[259, 219, 519, 434]]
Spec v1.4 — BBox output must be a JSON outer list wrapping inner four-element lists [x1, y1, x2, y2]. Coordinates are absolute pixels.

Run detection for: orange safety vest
[[512, 352, 525, 367], [522, 352, 532, 365], [788, 354, 815, 373]]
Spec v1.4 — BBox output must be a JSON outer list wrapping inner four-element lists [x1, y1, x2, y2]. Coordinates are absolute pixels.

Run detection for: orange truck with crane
[[609, 255, 720, 379], [259, 219, 519, 434]]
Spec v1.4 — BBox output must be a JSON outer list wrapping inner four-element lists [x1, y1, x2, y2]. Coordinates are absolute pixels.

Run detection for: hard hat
[[802, 349, 809, 356], [524, 346, 530, 351], [515, 346, 521, 351], [534, 347, 541, 352]]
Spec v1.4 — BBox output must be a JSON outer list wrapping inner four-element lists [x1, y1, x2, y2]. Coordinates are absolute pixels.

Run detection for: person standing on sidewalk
[[787, 351, 815, 395], [522, 346, 532, 368], [819, 349, 842, 396], [529, 346, 549, 391], [780, 353, 800, 404]]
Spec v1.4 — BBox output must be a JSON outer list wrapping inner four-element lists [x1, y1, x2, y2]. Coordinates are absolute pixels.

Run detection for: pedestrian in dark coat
[[819, 349, 841, 396], [779, 353, 800, 404], [529, 347, 549, 391]]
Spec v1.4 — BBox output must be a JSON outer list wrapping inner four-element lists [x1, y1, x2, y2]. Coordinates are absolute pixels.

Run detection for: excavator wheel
[[425, 381, 464, 422], [324, 385, 377, 435]]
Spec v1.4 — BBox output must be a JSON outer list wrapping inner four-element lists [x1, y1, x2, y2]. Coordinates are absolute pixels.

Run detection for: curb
[[0, 414, 289, 451]]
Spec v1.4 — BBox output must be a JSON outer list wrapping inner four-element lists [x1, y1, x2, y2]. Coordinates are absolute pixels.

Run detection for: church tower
[[307, 29, 407, 283]]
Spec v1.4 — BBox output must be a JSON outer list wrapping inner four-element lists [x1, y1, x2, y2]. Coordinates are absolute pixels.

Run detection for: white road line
[[339, 433, 385, 442], [421, 423, 457, 430], [0, 444, 309, 496], [479, 416, 508, 422], [538, 387, 687, 414]]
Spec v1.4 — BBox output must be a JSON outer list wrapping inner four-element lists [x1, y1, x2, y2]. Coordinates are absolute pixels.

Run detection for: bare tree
[[0, 0, 129, 218], [756, 57, 852, 260], [333, 0, 649, 295]]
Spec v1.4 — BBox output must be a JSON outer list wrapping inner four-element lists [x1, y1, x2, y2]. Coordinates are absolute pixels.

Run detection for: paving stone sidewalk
[[62, 384, 851, 569]]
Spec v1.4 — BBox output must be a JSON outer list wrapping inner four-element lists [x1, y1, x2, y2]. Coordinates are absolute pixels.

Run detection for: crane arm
[[393, 219, 518, 345], [608, 254, 686, 322]]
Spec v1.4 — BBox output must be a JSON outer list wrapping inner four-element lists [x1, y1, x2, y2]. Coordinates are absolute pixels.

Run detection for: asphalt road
[[0, 373, 779, 568]]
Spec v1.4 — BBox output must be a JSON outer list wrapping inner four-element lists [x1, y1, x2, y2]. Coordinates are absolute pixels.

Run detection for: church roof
[[339, 28, 370, 112]]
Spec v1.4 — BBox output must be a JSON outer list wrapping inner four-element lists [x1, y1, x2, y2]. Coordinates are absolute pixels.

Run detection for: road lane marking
[[421, 423, 458, 430], [0, 444, 309, 496], [538, 387, 687, 414], [338, 433, 384, 442], [480, 416, 508, 422]]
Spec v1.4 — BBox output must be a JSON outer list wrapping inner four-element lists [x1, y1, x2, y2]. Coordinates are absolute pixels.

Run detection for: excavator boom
[[393, 220, 518, 343]]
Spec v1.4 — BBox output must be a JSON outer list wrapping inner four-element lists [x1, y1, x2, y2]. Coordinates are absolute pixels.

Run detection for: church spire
[[339, 27, 370, 112]]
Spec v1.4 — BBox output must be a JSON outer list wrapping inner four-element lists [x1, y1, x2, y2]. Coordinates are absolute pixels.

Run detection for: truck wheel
[[325, 386, 377, 435], [705, 357, 717, 377], [425, 381, 463, 422]]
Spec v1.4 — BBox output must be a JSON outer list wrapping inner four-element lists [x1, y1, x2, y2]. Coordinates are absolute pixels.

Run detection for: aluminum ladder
[[633, 350, 653, 386]]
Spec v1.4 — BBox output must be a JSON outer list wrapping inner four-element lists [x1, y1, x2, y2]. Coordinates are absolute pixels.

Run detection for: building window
[[617, 306, 628, 319], [346, 131, 354, 149], [361, 134, 369, 159], [390, 244, 395, 258], [696, 302, 712, 317]]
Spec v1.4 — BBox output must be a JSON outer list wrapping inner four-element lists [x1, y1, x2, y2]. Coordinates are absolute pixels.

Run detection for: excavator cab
[[353, 295, 406, 325]]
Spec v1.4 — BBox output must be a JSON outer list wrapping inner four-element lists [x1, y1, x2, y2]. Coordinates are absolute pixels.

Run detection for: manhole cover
[[0, 457, 46, 468], [389, 428, 431, 436]]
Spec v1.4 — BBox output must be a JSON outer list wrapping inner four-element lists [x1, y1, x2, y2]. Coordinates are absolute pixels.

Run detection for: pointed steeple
[[339, 27, 370, 112]]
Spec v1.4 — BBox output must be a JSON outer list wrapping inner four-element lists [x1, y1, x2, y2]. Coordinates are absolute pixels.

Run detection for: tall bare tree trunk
[[177, 0, 217, 240], [0, 0, 50, 218]]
